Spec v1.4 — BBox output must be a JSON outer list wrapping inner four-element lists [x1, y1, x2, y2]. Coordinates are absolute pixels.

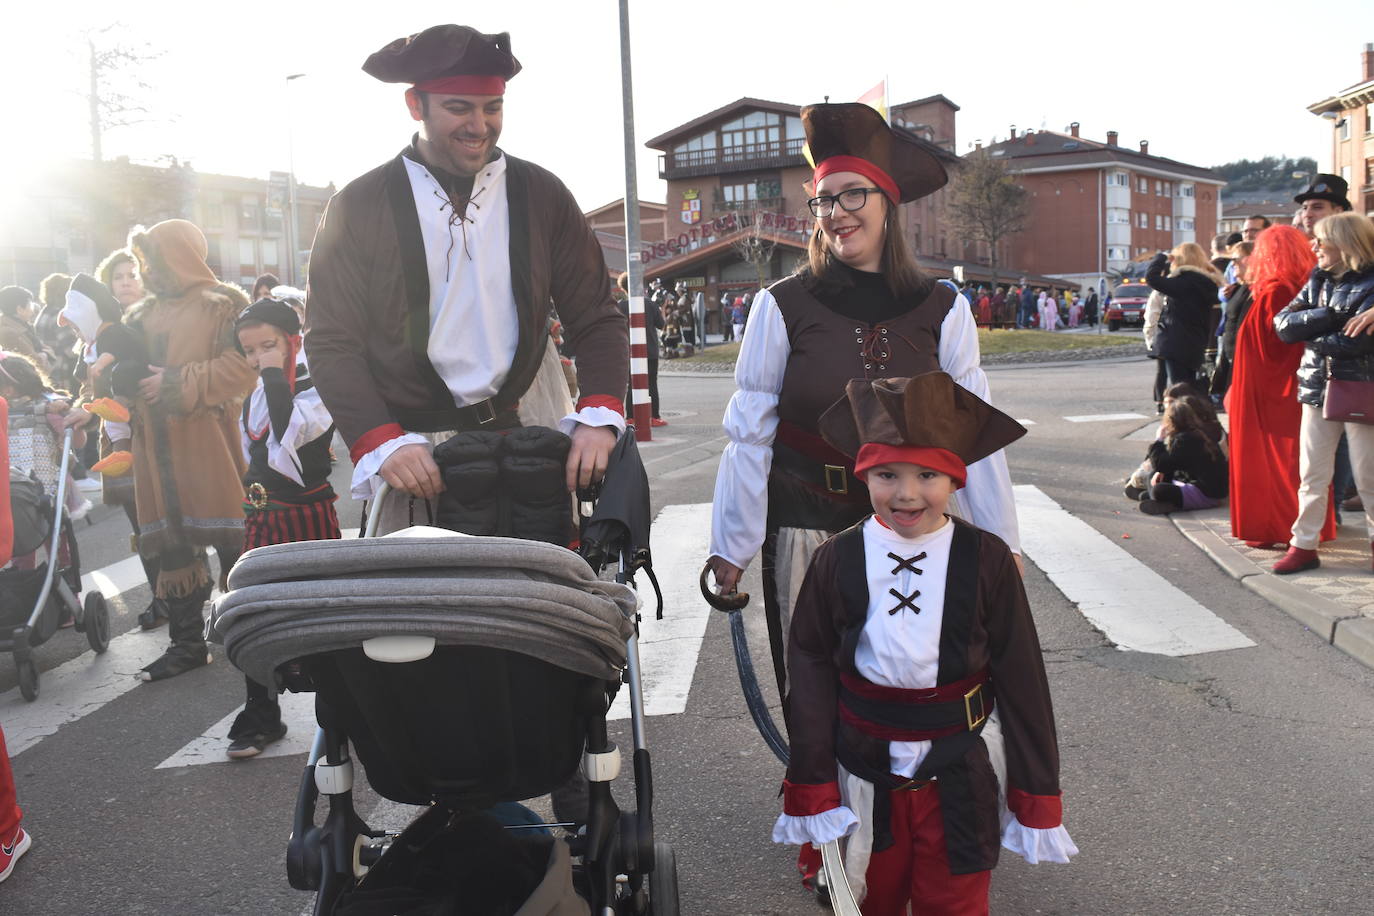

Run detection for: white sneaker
[[0, 825, 31, 883], [75, 476, 103, 493], [69, 498, 94, 521]]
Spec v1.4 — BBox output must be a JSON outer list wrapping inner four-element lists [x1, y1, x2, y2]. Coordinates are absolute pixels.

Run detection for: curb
[[1172, 514, 1374, 670]]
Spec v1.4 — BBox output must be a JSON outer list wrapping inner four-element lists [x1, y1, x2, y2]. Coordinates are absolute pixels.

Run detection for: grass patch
[[673, 341, 741, 365], [977, 329, 1137, 355]]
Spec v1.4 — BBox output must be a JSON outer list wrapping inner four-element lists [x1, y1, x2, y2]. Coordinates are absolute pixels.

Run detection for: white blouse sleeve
[[709, 289, 789, 570], [772, 807, 860, 847], [1001, 819, 1079, 865], [938, 295, 1021, 555]]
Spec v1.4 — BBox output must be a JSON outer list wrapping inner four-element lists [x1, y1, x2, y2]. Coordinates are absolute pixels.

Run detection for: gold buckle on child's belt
[[964, 682, 990, 730], [823, 464, 849, 495], [247, 482, 269, 510]]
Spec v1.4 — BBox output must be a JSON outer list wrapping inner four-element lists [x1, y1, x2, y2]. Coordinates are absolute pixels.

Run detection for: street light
[[285, 73, 306, 286]]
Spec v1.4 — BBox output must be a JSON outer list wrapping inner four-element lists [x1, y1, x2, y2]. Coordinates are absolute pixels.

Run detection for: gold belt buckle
[[247, 482, 269, 510], [823, 464, 849, 495], [964, 683, 989, 730]]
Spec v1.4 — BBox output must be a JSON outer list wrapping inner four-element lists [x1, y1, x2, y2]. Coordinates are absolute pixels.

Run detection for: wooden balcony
[[658, 139, 807, 180]]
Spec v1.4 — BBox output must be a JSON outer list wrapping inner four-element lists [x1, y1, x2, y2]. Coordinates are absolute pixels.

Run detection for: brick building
[[1307, 42, 1374, 216], [0, 157, 332, 293], [980, 124, 1225, 290]]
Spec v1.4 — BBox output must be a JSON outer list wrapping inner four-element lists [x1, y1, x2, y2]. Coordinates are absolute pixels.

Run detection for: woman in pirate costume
[[776, 372, 1075, 915], [705, 102, 1021, 889]]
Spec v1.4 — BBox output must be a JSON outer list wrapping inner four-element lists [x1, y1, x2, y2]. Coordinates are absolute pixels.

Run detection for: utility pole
[[618, 0, 651, 441], [89, 40, 102, 162], [285, 73, 306, 286]]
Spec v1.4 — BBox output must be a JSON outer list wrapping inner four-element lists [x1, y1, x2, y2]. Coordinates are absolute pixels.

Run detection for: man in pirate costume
[[227, 298, 339, 757], [306, 25, 628, 526], [706, 102, 1020, 889], [126, 220, 258, 681], [775, 372, 1076, 915]]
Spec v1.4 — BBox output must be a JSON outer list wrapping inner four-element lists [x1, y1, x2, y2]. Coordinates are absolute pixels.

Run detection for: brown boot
[[1272, 546, 1319, 575]]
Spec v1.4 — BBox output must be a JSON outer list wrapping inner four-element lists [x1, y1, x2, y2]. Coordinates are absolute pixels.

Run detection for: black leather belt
[[770, 441, 866, 502], [393, 399, 520, 433]]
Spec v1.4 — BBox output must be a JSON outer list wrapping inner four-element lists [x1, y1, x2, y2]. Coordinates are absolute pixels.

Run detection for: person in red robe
[[1226, 225, 1334, 547]]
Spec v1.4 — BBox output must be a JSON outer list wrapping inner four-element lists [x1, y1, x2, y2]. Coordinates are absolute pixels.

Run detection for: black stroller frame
[[1, 427, 111, 700], [274, 481, 678, 915]]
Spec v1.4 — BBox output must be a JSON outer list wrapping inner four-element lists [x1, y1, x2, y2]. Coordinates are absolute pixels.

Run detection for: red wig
[[1246, 224, 1315, 294]]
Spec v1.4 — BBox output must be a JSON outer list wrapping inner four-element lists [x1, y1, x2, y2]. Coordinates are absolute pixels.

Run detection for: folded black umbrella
[[578, 432, 662, 618]]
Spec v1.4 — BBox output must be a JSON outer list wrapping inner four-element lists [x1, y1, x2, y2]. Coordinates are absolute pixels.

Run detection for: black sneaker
[[138, 643, 211, 682], [227, 721, 288, 760], [1124, 484, 1146, 501], [138, 598, 170, 631], [1139, 499, 1176, 516]]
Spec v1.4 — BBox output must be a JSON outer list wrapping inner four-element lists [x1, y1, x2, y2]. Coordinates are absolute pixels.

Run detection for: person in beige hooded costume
[[126, 219, 257, 681]]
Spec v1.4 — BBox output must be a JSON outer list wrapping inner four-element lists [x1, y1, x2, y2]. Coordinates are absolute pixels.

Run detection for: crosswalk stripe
[[1015, 484, 1255, 656], [1063, 412, 1147, 423], [1014, 419, 1037, 426], [159, 507, 715, 767]]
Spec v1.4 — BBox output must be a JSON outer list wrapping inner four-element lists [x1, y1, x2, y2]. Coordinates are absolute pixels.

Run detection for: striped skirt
[[243, 496, 342, 551]]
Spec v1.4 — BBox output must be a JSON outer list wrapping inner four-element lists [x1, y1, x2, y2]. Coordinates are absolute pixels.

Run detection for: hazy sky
[[3, 0, 1366, 211]]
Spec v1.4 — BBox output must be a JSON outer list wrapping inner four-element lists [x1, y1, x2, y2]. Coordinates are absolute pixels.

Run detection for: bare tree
[[85, 27, 162, 161], [729, 208, 779, 290], [942, 151, 1031, 290]]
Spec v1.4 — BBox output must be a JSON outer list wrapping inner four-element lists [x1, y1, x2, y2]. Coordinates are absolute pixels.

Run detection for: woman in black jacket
[[1271, 212, 1374, 574], [1145, 242, 1223, 391]]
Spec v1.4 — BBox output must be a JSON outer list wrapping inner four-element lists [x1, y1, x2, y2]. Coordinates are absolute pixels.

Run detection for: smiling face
[[1299, 199, 1341, 236], [408, 90, 504, 177], [1313, 236, 1342, 273], [866, 462, 956, 539], [816, 170, 888, 272], [236, 321, 289, 371]]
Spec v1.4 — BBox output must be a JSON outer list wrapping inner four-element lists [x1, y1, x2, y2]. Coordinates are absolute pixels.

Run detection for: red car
[[1106, 283, 1150, 331]]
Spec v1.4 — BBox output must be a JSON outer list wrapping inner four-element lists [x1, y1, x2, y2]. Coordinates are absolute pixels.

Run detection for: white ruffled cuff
[[772, 807, 859, 847], [350, 433, 429, 500], [1000, 818, 1079, 865], [557, 405, 627, 437]]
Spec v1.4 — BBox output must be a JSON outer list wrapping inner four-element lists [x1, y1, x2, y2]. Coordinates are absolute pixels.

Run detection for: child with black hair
[[1124, 382, 1226, 502], [226, 298, 338, 758]]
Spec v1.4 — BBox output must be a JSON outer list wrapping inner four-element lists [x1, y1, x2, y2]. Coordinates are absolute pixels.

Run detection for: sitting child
[[58, 272, 149, 476], [773, 371, 1075, 914], [1132, 393, 1229, 516], [1125, 382, 1225, 502]]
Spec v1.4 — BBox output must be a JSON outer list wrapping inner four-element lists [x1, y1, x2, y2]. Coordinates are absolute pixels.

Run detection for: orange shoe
[[83, 397, 130, 424], [650, 417, 668, 428], [91, 450, 133, 477]]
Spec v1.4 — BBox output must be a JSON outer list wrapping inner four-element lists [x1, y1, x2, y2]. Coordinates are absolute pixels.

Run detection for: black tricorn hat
[[363, 25, 521, 84], [818, 372, 1025, 465], [1294, 173, 1352, 210], [235, 298, 301, 339], [803, 103, 948, 203]]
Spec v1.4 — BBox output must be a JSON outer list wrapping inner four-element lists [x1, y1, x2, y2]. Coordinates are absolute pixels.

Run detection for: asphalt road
[[3, 354, 1373, 915]]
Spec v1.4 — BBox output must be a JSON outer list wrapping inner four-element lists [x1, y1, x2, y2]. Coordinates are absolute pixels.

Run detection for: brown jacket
[[784, 516, 1062, 873], [305, 150, 628, 459]]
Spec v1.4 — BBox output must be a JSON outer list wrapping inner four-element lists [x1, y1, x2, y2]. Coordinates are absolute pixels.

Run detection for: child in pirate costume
[[227, 298, 339, 757], [776, 371, 1075, 915]]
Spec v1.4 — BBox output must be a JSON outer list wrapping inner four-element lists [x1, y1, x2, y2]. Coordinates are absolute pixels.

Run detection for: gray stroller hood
[[211, 529, 638, 688]]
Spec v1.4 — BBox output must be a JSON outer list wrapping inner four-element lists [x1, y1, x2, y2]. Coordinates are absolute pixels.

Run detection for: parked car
[[1106, 283, 1150, 331]]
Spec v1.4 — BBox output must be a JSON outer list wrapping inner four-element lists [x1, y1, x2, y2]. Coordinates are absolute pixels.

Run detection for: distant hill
[[1212, 156, 1318, 194]]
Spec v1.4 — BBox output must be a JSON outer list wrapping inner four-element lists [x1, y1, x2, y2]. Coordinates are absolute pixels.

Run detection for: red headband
[[814, 155, 899, 205], [413, 74, 506, 95], [854, 444, 967, 489]]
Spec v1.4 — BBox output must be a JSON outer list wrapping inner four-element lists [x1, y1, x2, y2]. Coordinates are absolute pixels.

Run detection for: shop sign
[[641, 209, 810, 264]]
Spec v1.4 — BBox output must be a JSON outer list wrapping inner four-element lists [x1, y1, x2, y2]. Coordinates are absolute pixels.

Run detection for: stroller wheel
[[84, 592, 111, 654], [17, 655, 39, 702], [647, 842, 679, 916]]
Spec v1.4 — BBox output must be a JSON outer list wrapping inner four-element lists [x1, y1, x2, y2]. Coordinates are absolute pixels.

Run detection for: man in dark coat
[[306, 25, 628, 516]]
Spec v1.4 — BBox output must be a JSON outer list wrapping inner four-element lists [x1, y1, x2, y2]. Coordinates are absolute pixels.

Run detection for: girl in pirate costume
[[705, 103, 1021, 891], [227, 298, 339, 757], [777, 372, 1075, 915]]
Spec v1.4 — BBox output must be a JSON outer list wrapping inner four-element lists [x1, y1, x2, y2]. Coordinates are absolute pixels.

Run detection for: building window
[[1155, 181, 1163, 196], [672, 131, 719, 166], [261, 238, 280, 271], [1107, 208, 1130, 224], [1164, 215, 1172, 231], [1180, 183, 1195, 198], [1107, 171, 1128, 187], [1178, 217, 1195, 231], [240, 199, 260, 232], [721, 111, 783, 161], [205, 235, 222, 276], [1155, 214, 1163, 230], [1137, 212, 1149, 228], [1138, 177, 1148, 193], [1339, 117, 1351, 141], [238, 238, 256, 273], [1107, 246, 1128, 261]]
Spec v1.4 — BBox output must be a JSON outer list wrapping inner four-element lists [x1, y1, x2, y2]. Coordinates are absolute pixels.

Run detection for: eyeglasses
[[807, 187, 884, 218]]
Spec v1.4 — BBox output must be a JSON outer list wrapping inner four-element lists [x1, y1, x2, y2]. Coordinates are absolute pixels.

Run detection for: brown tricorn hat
[[818, 372, 1026, 465], [363, 25, 521, 86], [803, 103, 948, 203]]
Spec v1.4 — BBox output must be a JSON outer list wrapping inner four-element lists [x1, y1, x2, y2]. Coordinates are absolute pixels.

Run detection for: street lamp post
[[285, 73, 306, 287]]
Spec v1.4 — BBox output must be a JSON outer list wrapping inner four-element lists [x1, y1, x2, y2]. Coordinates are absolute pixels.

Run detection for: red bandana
[[814, 155, 899, 204], [854, 444, 967, 489]]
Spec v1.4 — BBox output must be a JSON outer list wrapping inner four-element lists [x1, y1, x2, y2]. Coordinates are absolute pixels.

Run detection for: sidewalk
[[1174, 506, 1374, 669]]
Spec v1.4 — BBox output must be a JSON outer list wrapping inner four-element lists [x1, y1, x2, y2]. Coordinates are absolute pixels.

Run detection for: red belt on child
[[838, 668, 993, 742]]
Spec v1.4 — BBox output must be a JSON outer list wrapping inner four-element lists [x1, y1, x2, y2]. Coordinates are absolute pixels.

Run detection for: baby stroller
[[213, 472, 682, 915], [0, 428, 112, 700]]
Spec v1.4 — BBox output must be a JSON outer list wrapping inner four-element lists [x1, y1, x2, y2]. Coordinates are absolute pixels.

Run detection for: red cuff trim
[[576, 395, 626, 417], [1007, 788, 1062, 829], [782, 780, 842, 817], [349, 423, 406, 465]]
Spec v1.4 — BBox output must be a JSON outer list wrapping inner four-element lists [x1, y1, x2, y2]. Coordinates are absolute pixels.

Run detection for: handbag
[[1322, 358, 1374, 424]]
